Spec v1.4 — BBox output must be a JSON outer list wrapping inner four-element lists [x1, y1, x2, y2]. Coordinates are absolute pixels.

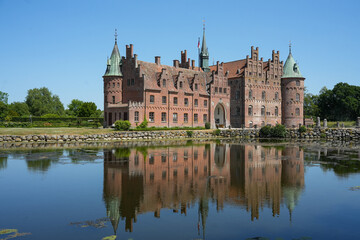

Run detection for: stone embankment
[[0, 128, 359, 144]]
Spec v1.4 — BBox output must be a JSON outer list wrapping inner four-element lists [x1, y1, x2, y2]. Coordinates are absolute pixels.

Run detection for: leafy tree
[[25, 87, 65, 116], [8, 102, 30, 117], [304, 92, 319, 118], [66, 99, 84, 116], [0, 101, 8, 119], [0, 91, 9, 104], [78, 102, 97, 117], [317, 83, 360, 121]]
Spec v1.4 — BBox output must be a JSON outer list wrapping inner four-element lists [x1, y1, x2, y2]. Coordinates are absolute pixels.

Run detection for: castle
[[103, 28, 305, 128]]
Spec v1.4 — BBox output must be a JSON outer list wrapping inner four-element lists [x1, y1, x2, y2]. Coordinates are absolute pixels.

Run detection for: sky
[[0, 0, 359, 110]]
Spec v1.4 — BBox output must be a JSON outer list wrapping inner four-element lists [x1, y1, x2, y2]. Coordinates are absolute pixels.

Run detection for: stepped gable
[[210, 59, 247, 79], [138, 60, 210, 95]]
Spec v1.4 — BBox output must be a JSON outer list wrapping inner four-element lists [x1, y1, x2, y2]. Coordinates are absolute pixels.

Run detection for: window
[[131, 79, 135, 85], [162, 79, 166, 87], [249, 121, 253, 128], [262, 91, 266, 100], [149, 154, 154, 164], [194, 114, 198, 123], [261, 106, 265, 116], [161, 112, 166, 122], [204, 100, 207, 107], [249, 89, 252, 99], [215, 87, 218, 93], [248, 105, 253, 116], [236, 91, 240, 100], [194, 99, 198, 107], [296, 93, 300, 101], [275, 106, 278, 116], [184, 98, 188, 106], [195, 83, 198, 90], [149, 112, 154, 122], [113, 82, 115, 88], [203, 114, 207, 123], [134, 111, 139, 122], [179, 81, 183, 89], [184, 113, 188, 123], [150, 95, 154, 104], [135, 155, 139, 165], [117, 83, 119, 87], [173, 97, 178, 105], [161, 154, 167, 163], [162, 171, 166, 179], [219, 87, 222, 93], [296, 108, 300, 116], [275, 92, 279, 100], [296, 80, 300, 86], [173, 152, 178, 162], [127, 79, 130, 86], [162, 96, 166, 104], [224, 88, 227, 94], [236, 107, 240, 116], [173, 113, 178, 122], [194, 150, 198, 160], [112, 96, 115, 104], [119, 112, 121, 120], [184, 150, 188, 160]]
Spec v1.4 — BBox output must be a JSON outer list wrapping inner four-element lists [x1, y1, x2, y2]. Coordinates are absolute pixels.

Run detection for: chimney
[[173, 60, 179, 68], [155, 56, 161, 65], [216, 61, 220, 72], [130, 44, 134, 57], [191, 60, 195, 69]]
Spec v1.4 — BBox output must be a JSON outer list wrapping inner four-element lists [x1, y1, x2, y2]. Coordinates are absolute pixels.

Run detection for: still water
[[1, 141, 360, 240]]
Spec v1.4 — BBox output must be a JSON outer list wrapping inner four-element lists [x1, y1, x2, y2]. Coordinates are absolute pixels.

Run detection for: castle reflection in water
[[103, 143, 304, 234]]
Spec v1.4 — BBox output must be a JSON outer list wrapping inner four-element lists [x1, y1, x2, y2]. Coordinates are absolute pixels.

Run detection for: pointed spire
[[281, 43, 304, 79], [289, 40, 292, 55], [199, 20, 210, 72], [104, 30, 123, 76]]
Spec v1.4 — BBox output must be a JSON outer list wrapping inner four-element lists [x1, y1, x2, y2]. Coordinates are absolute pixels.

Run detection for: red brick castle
[[103, 28, 305, 128]]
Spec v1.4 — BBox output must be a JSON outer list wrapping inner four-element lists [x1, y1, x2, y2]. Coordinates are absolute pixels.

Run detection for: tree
[[8, 102, 30, 117], [304, 92, 319, 118], [66, 99, 84, 116], [0, 102, 8, 119], [25, 87, 65, 116], [78, 102, 97, 117], [0, 91, 8, 104]]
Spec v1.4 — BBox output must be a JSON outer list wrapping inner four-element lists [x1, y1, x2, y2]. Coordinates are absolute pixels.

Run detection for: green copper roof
[[200, 28, 209, 57], [282, 52, 304, 79], [104, 41, 123, 76]]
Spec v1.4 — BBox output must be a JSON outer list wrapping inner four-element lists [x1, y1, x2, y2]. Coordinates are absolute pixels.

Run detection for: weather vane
[[289, 40, 292, 54], [203, 19, 205, 31], [115, 29, 118, 43]]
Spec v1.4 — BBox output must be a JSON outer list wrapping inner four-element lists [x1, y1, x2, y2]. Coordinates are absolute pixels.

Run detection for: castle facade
[[103, 29, 305, 128]]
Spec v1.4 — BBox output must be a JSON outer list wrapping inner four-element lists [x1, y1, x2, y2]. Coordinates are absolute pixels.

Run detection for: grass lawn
[[0, 128, 115, 136]]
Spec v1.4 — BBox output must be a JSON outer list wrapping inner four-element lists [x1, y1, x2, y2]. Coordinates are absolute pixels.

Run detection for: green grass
[[0, 128, 114, 136], [321, 121, 356, 128]]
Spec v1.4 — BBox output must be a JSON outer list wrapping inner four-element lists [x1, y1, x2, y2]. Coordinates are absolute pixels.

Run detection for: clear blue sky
[[1, 0, 359, 110]]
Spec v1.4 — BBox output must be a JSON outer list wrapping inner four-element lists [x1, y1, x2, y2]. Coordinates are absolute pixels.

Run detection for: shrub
[[114, 120, 131, 131], [205, 122, 211, 129], [259, 124, 286, 138], [41, 113, 60, 118], [213, 129, 221, 136], [259, 125, 272, 138], [299, 125, 307, 133], [271, 124, 287, 138], [186, 130, 193, 137], [137, 118, 148, 129]]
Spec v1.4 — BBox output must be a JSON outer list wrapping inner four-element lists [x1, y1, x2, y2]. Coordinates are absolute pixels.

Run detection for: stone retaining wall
[[0, 128, 359, 144]]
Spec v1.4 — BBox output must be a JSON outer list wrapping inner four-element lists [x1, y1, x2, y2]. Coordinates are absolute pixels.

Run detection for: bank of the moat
[[0, 128, 359, 144]]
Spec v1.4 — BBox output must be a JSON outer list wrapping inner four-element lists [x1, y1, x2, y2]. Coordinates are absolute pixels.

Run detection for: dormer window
[[195, 83, 198, 90], [179, 81, 183, 89], [162, 79, 166, 87]]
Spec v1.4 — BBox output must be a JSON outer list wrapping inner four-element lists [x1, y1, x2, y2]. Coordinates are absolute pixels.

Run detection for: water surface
[[1, 141, 360, 240]]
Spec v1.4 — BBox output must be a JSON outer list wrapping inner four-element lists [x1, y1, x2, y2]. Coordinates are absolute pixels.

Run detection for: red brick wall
[[281, 78, 305, 127]]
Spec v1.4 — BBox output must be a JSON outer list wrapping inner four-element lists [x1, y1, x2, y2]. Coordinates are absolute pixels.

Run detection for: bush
[[259, 124, 286, 138], [271, 124, 286, 138], [137, 118, 148, 129], [205, 122, 211, 129], [114, 120, 131, 131], [299, 125, 307, 133], [213, 129, 221, 136], [259, 125, 272, 138], [186, 130, 193, 137]]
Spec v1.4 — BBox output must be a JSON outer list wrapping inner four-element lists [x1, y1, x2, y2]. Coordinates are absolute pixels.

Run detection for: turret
[[103, 29, 124, 127], [281, 44, 305, 128], [199, 24, 210, 72]]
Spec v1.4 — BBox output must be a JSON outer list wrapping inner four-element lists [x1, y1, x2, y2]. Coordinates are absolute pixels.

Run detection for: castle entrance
[[214, 103, 225, 127]]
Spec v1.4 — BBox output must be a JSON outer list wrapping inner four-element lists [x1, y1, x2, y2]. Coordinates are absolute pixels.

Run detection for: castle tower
[[103, 29, 123, 126], [199, 24, 210, 72], [281, 45, 305, 127]]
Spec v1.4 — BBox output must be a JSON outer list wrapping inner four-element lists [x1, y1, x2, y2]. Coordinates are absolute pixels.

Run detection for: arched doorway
[[214, 103, 225, 127]]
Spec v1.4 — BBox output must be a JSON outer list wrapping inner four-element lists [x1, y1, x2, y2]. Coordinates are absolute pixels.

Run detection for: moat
[[1, 140, 360, 240]]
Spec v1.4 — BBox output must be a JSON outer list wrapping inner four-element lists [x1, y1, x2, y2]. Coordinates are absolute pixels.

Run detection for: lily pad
[[102, 236, 116, 240]]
